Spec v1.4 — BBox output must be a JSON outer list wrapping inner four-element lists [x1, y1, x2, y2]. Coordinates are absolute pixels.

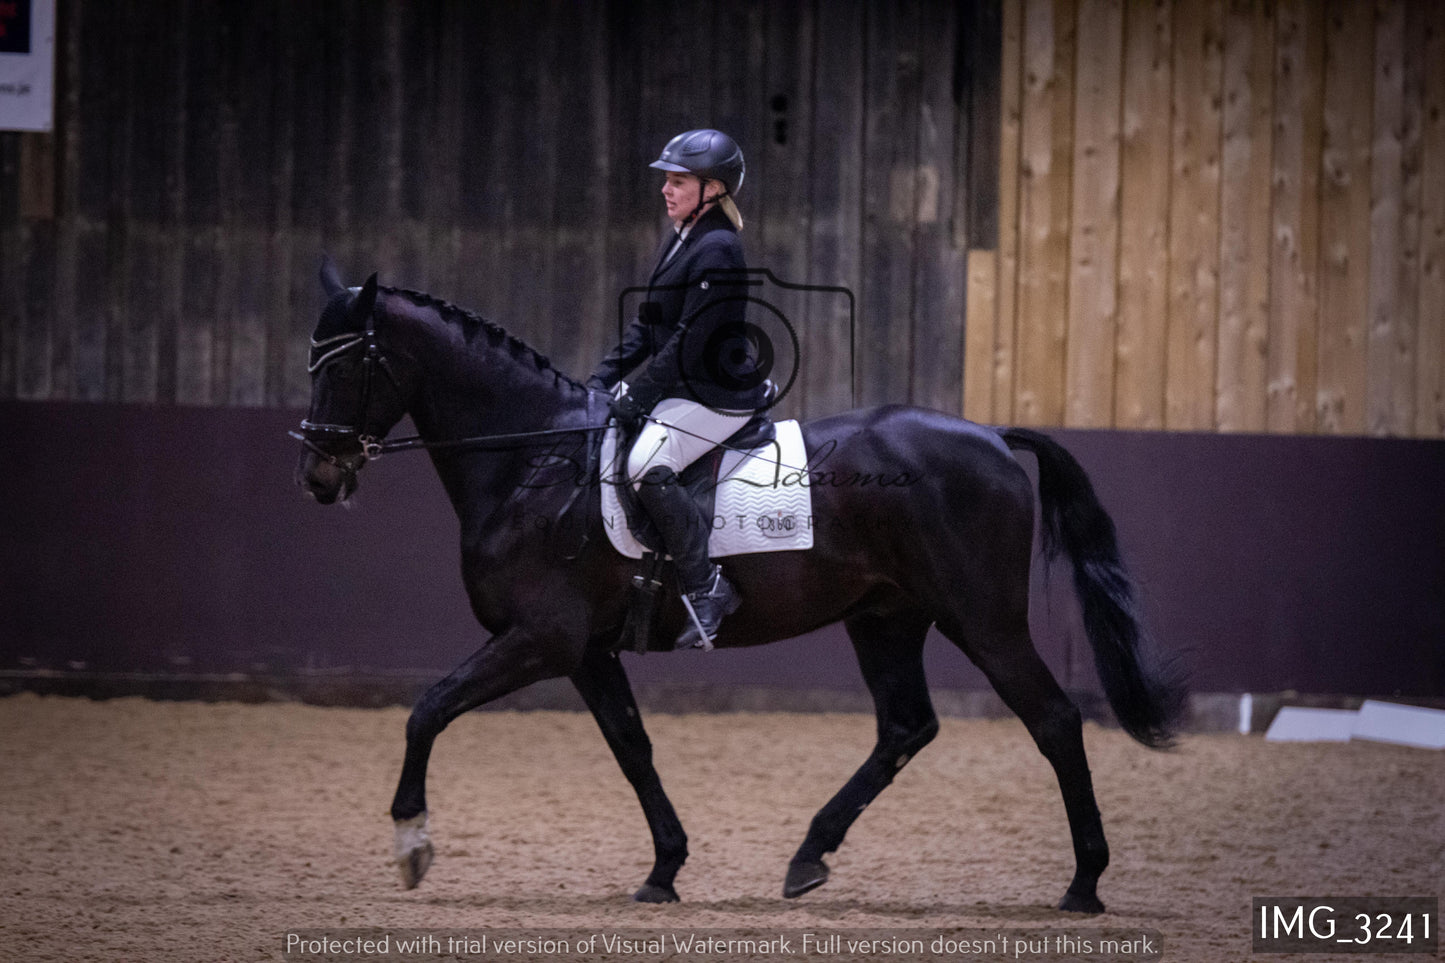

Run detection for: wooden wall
[[4, 0, 1441, 440], [0, 0, 997, 423], [965, 0, 1445, 438]]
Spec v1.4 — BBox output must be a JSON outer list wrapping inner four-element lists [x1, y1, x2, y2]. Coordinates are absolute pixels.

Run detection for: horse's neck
[[420, 391, 592, 545], [417, 363, 579, 443], [390, 293, 578, 434], [397, 299, 589, 531]]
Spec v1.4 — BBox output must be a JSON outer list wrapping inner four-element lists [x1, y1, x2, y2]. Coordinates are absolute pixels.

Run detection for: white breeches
[[627, 397, 752, 488]]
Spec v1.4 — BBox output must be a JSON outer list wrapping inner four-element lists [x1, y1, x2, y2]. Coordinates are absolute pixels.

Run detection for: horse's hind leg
[[784, 609, 938, 898], [938, 606, 1110, 913], [570, 647, 688, 903], [390, 625, 573, 889]]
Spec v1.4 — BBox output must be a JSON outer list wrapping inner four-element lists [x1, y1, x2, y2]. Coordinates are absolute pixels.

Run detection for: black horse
[[295, 268, 1185, 914]]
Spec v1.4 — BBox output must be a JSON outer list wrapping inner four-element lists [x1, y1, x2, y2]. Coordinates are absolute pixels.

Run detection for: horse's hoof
[[394, 813, 434, 890], [632, 882, 680, 903], [1058, 889, 1105, 914], [782, 859, 830, 898]]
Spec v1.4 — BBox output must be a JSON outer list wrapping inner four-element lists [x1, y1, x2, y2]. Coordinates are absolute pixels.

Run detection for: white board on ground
[[1351, 700, 1445, 750], [1264, 707, 1359, 743]]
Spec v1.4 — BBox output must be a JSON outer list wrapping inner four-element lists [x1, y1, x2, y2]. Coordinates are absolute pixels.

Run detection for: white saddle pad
[[600, 419, 815, 560]]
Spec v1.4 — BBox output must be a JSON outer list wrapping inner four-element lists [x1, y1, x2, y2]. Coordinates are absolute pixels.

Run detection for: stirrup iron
[[674, 567, 740, 651], [678, 592, 715, 652]]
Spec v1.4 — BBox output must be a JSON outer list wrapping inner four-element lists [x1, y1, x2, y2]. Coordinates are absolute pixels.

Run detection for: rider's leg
[[628, 399, 750, 649]]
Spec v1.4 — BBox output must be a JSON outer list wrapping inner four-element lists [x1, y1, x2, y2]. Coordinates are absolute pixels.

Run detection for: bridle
[[293, 315, 609, 561], [292, 321, 608, 480], [292, 326, 400, 472]]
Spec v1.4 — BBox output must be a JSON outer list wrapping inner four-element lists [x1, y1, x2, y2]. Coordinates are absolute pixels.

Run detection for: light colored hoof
[[394, 813, 434, 890]]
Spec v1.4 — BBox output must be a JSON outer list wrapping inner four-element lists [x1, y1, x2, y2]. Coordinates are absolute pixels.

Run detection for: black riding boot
[[634, 466, 741, 650]]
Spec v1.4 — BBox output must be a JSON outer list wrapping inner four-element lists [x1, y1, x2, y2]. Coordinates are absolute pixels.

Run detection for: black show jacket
[[588, 206, 765, 413]]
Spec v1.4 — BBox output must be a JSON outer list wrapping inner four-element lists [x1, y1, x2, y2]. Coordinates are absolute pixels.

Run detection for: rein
[[370, 422, 609, 456], [293, 325, 607, 473], [288, 422, 610, 462], [293, 306, 792, 486]]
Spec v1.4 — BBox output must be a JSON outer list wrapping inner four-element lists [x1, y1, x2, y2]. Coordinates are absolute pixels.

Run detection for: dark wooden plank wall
[[0, 0, 998, 418]]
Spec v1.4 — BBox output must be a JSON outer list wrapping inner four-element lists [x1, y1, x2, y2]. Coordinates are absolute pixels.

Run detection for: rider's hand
[[608, 392, 645, 426]]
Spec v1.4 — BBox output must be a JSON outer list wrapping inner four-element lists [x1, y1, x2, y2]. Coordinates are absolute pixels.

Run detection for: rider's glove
[[608, 392, 645, 426]]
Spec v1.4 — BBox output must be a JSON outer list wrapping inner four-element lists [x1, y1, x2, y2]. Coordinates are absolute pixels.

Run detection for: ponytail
[[718, 194, 744, 231]]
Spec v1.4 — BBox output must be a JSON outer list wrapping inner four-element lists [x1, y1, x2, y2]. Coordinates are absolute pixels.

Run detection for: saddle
[[612, 412, 776, 555]]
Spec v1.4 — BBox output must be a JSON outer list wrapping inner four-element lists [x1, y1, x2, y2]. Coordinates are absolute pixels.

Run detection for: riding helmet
[[649, 129, 745, 196]]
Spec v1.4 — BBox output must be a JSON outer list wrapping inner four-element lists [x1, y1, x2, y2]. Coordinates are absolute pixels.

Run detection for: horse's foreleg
[[570, 647, 688, 903], [390, 626, 571, 889], [785, 611, 937, 898]]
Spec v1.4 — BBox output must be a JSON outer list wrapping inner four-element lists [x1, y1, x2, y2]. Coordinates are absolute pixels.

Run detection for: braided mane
[[384, 286, 586, 393]]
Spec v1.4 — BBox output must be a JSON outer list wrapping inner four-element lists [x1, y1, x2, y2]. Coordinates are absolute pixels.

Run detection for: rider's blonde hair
[[717, 194, 744, 231], [700, 177, 743, 231]]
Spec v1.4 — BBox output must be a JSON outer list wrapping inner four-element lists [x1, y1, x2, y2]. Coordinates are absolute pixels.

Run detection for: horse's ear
[[319, 254, 345, 297], [350, 273, 380, 327]]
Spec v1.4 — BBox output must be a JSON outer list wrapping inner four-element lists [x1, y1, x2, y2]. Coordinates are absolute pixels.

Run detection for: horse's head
[[294, 263, 411, 504]]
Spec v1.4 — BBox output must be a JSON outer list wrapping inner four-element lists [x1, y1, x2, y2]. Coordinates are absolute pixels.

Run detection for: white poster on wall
[[0, 0, 55, 132]]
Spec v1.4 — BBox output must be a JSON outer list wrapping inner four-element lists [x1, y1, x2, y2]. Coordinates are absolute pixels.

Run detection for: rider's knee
[[637, 465, 677, 487]]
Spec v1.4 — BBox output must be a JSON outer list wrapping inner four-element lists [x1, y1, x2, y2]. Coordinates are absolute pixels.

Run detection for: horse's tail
[[1000, 427, 1187, 749]]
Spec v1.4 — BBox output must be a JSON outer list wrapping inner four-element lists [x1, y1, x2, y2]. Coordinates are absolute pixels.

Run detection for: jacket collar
[[650, 205, 736, 279], [678, 203, 735, 245]]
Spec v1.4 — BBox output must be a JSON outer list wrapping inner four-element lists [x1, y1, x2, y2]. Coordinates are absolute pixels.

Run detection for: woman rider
[[585, 129, 764, 651]]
